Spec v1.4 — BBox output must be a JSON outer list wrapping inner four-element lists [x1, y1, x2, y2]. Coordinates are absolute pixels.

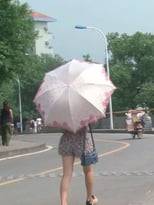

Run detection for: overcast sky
[[20, 0, 154, 63]]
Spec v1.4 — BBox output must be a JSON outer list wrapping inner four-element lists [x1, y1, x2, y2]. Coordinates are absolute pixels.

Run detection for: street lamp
[[75, 25, 114, 129], [16, 76, 23, 133]]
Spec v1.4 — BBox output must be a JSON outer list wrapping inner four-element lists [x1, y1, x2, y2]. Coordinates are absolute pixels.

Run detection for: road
[[0, 133, 154, 205]]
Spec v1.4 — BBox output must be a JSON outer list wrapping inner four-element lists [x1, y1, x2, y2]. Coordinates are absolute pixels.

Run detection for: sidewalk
[[0, 140, 46, 159]]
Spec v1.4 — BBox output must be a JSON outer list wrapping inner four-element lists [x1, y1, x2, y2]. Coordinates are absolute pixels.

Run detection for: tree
[[108, 32, 154, 110], [0, 0, 36, 84], [134, 82, 154, 108], [110, 63, 134, 110], [82, 54, 93, 62]]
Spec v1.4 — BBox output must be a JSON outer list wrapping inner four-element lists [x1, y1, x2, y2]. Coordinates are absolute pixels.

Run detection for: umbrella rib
[[68, 89, 75, 130], [71, 87, 103, 115], [77, 82, 115, 88], [71, 66, 90, 83]]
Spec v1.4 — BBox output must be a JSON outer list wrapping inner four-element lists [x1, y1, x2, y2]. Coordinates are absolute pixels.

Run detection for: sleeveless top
[[1, 109, 12, 125]]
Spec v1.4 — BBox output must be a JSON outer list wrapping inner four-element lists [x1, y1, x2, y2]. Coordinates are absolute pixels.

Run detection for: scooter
[[125, 109, 145, 139], [132, 121, 144, 139]]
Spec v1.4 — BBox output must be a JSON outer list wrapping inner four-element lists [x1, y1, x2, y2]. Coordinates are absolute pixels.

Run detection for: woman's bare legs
[[83, 165, 94, 201], [83, 165, 98, 204], [60, 156, 75, 205]]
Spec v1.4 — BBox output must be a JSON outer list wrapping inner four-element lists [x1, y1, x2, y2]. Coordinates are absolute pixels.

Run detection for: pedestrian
[[0, 101, 14, 146], [34, 119, 37, 133], [16, 121, 21, 133], [30, 119, 36, 133], [58, 125, 98, 205], [36, 117, 42, 132]]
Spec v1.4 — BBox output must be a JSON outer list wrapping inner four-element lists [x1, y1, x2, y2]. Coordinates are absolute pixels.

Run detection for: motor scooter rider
[[125, 108, 145, 139], [132, 108, 145, 139]]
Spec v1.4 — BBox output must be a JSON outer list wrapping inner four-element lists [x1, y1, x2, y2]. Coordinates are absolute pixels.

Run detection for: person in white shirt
[[36, 117, 42, 132]]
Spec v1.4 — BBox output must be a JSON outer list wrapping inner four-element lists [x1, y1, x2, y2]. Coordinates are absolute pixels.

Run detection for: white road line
[[0, 145, 53, 162], [0, 139, 130, 187]]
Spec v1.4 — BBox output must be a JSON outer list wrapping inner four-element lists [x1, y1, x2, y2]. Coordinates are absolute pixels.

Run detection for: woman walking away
[[58, 125, 98, 205]]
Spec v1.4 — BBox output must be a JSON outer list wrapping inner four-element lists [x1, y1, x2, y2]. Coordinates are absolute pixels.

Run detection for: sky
[[20, 0, 154, 63]]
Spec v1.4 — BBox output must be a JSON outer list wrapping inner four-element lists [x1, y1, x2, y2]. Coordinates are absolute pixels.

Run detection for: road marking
[[0, 145, 53, 162], [96, 139, 130, 157], [0, 139, 130, 187]]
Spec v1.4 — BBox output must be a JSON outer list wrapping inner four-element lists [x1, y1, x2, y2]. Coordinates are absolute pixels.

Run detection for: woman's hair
[[3, 100, 10, 110], [3, 100, 9, 106]]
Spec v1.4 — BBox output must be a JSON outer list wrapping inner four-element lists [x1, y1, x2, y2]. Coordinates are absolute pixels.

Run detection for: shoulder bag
[[81, 124, 98, 166]]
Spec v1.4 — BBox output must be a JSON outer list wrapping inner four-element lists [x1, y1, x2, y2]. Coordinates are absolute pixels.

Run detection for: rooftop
[[32, 11, 56, 22]]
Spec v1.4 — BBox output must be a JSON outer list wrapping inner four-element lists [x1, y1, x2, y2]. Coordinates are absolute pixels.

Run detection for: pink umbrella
[[34, 59, 116, 133]]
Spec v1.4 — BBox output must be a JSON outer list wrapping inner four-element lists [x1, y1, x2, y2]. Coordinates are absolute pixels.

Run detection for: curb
[[33, 128, 154, 134], [0, 142, 46, 159], [93, 129, 154, 134]]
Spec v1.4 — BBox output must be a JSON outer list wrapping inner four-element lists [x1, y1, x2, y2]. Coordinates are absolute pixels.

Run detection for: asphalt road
[[0, 133, 154, 205]]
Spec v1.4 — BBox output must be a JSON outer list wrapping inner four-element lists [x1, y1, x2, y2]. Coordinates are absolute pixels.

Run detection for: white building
[[32, 11, 56, 56]]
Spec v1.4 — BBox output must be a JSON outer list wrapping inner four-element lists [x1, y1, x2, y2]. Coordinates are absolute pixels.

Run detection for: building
[[32, 11, 56, 56]]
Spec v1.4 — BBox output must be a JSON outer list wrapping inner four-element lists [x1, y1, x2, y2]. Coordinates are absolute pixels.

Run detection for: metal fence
[[94, 114, 154, 130]]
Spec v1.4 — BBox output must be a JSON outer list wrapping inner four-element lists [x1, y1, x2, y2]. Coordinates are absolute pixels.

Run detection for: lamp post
[[16, 76, 23, 133], [75, 25, 114, 129]]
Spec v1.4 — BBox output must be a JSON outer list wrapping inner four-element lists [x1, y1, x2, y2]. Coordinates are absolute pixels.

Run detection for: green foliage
[[0, 0, 36, 84], [108, 32, 154, 110], [134, 82, 154, 108], [0, 80, 15, 107], [110, 63, 134, 110], [82, 54, 93, 62]]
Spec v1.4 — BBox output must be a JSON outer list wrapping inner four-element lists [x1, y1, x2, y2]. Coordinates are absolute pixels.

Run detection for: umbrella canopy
[[34, 59, 116, 132]]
